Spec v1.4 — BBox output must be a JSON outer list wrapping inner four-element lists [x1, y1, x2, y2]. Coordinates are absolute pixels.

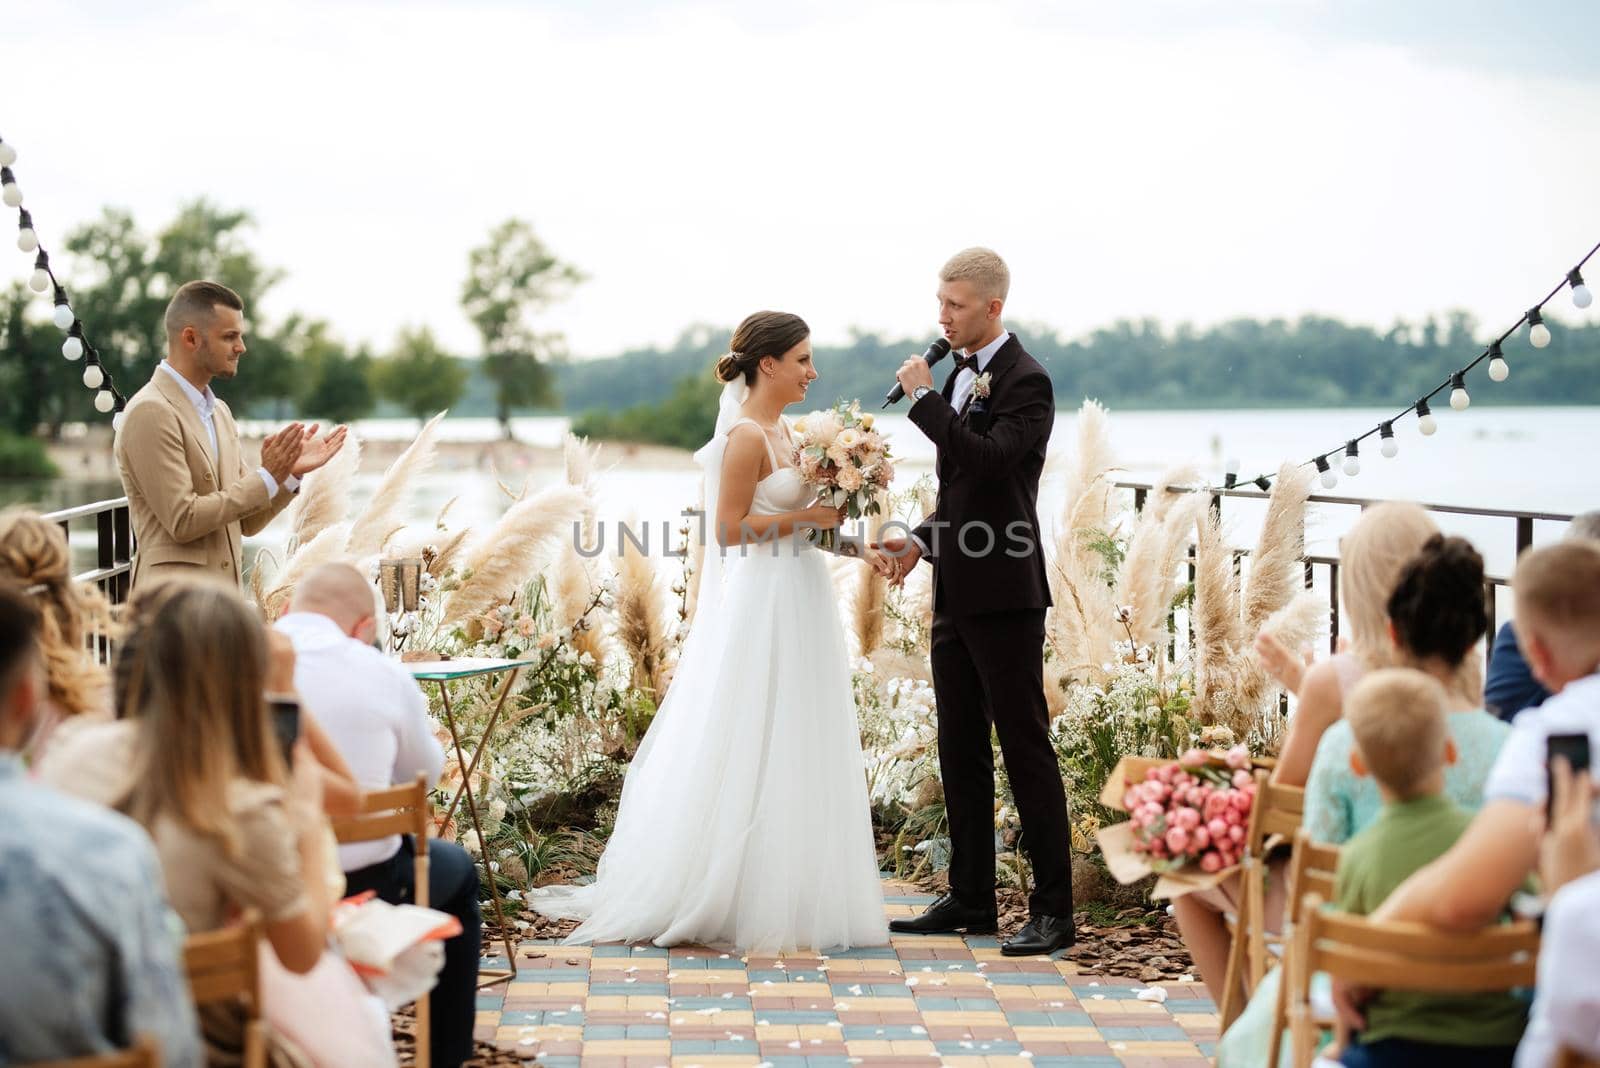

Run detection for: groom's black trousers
[[931, 607, 1074, 918]]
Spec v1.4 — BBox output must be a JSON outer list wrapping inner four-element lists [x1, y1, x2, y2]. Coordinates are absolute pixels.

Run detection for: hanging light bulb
[[1449, 371, 1470, 411], [0, 167, 20, 208], [1417, 397, 1438, 436], [93, 389, 115, 413], [1315, 455, 1337, 489], [0, 139, 15, 167], [28, 250, 49, 293], [1527, 307, 1551, 349], [1342, 440, 1361, 477], [16, 208, 37, 252], [51, 285, 73, 331], [1486, 341, 1509, 382], [1570, 268, 1593, 310], [82, 363, 104, 389], [1379, 421, 1398, 458], [112, 409, 127, 433], [1224, 457, 1240, 489], [61, 331, 83, 361]]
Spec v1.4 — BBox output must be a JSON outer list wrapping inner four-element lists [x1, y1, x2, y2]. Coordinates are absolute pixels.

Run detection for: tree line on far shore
[[3, 199, 1598, 464]]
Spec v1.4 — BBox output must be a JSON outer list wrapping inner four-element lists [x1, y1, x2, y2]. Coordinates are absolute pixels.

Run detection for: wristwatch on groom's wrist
[[912, 385, 932, 403]]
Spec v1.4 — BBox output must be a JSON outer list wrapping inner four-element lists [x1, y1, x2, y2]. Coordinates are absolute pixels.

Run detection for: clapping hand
[[260, 423, 306, 484], [291, 423, 348, 477]]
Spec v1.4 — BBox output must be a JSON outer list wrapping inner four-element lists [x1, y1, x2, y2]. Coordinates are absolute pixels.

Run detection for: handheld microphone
[[882, 337, 952, 408]]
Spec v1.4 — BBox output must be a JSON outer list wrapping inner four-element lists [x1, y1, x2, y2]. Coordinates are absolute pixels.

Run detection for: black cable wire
[[1224, 238, 1600, 493], [2, 136, 127, 418]]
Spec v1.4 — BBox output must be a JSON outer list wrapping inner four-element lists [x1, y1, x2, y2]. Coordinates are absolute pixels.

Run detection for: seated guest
[[1484, 510, 1600, 722], [276, 562, 480, 1068], [1220, 536, 1513, 1065], [43, 582, 339, 1066], [1516, 756, 1600, 1067], [1372, 540, 1600, 931], [0, 508, 115, 758], [0, 582, 202, 1066], [1330, 669, 1527, 1066], [1179, 501, 1441, 1006], [1304, 535, 1510, 843]]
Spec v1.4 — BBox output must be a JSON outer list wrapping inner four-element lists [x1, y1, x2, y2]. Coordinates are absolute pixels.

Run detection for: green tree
[[0, 282, 68, 434], [374, 326, 467, 426], [301, 333, 376, 425], [460, 219, 585, 438]]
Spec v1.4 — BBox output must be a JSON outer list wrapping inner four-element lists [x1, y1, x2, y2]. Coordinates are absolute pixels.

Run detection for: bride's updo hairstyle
[[714, 311, 810, 387], [1387, 533, 1487, 702]]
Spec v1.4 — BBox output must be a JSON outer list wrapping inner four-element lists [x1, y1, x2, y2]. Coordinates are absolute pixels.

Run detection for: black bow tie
[[953, 354, 980, 374]]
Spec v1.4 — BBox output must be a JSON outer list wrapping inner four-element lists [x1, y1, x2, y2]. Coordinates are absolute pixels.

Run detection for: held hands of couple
[[870, 535, 921, 586]]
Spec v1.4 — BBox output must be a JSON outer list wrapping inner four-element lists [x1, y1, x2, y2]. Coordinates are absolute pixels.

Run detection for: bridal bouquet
[[791, 400, 895, 551]]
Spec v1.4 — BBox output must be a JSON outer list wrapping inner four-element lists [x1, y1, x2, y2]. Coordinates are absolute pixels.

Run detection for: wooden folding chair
[[1555, 1049, 1600, 1068], [184, 912, 268, 1068], [1286, 893, 1539, 1068], [24, 1036, 160, 1068], [1266, 828, 1342, 1065], [330, 772, 432, 1068], [1219, 769, 1305, 1027]]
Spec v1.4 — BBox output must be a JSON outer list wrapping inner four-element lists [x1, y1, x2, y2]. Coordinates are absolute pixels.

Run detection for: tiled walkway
[[474, 884, 1217, 1066]]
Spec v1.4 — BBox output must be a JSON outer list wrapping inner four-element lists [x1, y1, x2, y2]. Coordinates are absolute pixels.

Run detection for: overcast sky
[[4, 0, 1598, 358]]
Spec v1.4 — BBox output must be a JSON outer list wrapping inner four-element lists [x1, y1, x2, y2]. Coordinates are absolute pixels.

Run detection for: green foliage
[[569, 368, 723, 450], [461, 219, 585, 436], [0, 430, 58, 479], [373, 326, 468, 424], [554, 315, 1600, 415], [300, 341, 376, 425]]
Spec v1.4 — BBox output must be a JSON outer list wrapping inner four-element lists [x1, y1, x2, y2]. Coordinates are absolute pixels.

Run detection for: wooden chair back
[[184, 911, 267, 1068], [1266, 829, 1342, 1062], [1286, 893, 1539, 1068], [24, 1037, 160, 1068], [330, 772, 432, 1068], [1219, 768, 1305, 1027], [1555, 1049, 1600, 1068]]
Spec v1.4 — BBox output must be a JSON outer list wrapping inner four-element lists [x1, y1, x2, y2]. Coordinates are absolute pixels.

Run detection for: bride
[[533, 311, 891, 952]]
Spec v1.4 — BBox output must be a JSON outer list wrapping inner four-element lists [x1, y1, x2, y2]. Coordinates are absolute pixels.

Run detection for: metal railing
[[1119, 480, 1575, 654], [43, 495, 134, 606]]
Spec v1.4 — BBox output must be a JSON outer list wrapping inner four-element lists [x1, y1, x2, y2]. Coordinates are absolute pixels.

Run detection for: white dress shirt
[[157, 361, 298, 497], [1483, 672, 1600, 806], [275, 612, 446, 871], [1516, 868, 1600, 1067], [949, 330, 1010, 413]]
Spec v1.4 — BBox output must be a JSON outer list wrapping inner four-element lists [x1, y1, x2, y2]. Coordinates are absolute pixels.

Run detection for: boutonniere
[[972, 372, 993, 400]]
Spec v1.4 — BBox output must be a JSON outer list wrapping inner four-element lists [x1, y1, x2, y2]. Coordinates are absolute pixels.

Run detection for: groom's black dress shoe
[[887, 893, 998, 935], [1000, 914, 1076, 956]]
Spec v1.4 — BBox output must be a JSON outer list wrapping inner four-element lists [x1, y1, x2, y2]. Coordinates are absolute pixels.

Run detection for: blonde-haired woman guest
[[0, 508, 116, 759], [43, 583, 348, 1067], [1174, 500, 1445, 1008]]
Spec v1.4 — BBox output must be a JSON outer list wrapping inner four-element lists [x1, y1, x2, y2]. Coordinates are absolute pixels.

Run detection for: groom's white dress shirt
[[950, 330, 1011, 413]]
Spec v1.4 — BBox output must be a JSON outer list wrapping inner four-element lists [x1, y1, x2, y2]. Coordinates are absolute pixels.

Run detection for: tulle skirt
[[532, 539, 888, 953]]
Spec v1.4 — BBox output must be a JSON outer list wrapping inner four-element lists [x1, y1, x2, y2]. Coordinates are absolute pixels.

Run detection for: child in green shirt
[[1332, 668, 1527, 1067]]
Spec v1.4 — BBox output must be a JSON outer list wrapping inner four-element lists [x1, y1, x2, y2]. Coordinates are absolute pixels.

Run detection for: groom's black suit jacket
[[908, 333, 1054, 616]]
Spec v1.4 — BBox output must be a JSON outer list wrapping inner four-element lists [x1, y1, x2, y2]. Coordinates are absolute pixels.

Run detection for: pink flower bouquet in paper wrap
[[791, 400, 895, 551], [1094, 744, 1267, 899]]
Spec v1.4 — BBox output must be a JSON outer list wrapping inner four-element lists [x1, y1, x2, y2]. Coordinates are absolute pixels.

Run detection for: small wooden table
[[404, 656, 537, 988]]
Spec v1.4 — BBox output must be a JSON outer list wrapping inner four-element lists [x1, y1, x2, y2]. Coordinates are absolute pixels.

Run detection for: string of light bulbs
[[0, 134, 128, 428], [1219, 239, 1597, 495]]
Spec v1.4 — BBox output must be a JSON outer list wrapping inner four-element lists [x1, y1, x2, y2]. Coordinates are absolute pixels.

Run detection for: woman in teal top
[[1220, 533, 1513, 1066]]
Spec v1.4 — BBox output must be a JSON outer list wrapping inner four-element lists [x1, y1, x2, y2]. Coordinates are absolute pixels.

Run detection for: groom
[[878, 247, 1074, 956]]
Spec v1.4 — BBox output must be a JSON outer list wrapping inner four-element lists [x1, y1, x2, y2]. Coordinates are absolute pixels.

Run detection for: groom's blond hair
[[940, 247, 1010, 302]]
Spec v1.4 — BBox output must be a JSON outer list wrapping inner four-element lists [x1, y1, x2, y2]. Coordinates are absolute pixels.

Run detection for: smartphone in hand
[[1546, 732, 1591, 820], [269, 697, 301, 766]]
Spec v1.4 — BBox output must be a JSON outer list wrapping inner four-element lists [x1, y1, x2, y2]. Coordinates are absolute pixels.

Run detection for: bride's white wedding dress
[[531, 383, 888, 953]]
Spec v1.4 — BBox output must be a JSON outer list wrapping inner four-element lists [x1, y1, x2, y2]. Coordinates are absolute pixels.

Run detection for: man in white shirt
[[1374, 540, 1600, 932], [114, 280, 346, 587], [276, 562, 479, 1068]]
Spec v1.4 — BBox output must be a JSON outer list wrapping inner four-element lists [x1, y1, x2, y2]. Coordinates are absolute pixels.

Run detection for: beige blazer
[[114, 369, 295, 588]]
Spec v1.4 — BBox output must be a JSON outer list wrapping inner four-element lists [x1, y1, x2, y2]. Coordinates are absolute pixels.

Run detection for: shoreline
[[43, 426, 698, 483]]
